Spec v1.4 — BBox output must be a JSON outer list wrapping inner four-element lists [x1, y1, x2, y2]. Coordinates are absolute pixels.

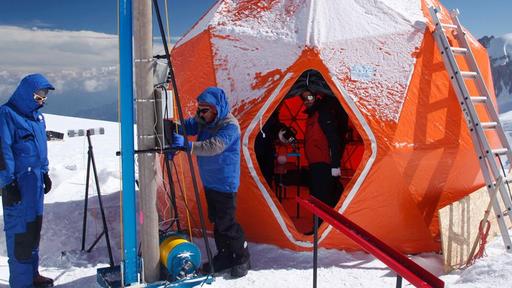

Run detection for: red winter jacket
[[303, 97, 348, 167]]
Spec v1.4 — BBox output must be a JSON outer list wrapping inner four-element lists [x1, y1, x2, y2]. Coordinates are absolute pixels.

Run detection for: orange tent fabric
[[157, 0, 497, 253]]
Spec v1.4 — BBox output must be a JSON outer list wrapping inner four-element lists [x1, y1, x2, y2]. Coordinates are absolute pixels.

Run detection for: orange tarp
[[156, 0, 497, 253]]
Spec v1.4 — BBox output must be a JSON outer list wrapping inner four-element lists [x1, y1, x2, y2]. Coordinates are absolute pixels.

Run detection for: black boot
[[202, 236, 234, 274], [33, 274, 54, 288], [230, 241, 251, 278]]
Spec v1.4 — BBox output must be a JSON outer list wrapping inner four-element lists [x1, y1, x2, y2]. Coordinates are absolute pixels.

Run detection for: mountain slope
[[479, 34, 512, 112]]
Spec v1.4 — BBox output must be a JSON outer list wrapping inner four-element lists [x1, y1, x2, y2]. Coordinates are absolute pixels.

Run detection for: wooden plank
[[439, 183, 511, 272]]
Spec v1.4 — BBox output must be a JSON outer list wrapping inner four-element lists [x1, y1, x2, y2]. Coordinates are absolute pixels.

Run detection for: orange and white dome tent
[[158, 0, 497, 253]]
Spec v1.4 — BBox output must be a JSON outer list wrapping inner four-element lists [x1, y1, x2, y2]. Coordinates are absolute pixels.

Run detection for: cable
[[174, 112, 194, 240], [173, 160, 199, 230], [153, 86, 164, 150], [153, 0, 214, 272]]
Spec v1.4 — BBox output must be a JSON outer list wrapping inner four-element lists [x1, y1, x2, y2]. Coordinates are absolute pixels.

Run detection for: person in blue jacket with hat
[[171, 87, 251, 278], [0, 74, 54, 287]]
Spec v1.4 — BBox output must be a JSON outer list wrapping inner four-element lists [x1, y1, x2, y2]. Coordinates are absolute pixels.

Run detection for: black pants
[[205, 188, 246, 254], [309, 162, 339, 208]]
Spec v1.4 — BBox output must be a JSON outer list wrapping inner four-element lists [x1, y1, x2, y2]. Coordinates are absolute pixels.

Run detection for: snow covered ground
[[0, 113, 511, 287]]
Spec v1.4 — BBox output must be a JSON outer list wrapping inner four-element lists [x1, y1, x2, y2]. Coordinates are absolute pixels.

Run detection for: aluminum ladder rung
[[470, 96, 487, 103], [460, 71, 478, 79], [441, 23, 457, 29], [451, 47, 469, 55], [430, 6, 512, 253], [480, 122, 498, 129], [492, 148, 509, 156]]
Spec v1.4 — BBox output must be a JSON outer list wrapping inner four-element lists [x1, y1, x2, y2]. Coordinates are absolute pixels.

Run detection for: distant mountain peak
[[479, 34, 511, 66], [478, 35, 495, 48], [480, 33, 512, 112]]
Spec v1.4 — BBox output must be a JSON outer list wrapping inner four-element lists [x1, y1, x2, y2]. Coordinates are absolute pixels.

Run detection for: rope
[[466, 219, 491, 266], [159, 25, 193, 239], [167, 78, 193, 240], [173, 160, 198, 235], [153, 0, 215, 269], [474, 219, 491, 258], [176, 139, 194, 240], [466, 155, 510, 266]]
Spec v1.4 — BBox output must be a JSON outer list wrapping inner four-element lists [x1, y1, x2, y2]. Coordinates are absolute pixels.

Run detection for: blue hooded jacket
[[0, 74, 53, 187], [183, 87, 241, 193]]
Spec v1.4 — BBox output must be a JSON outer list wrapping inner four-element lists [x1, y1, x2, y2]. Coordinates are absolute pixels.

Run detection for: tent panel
[[159, 0, 499, 253], [172, 30, 218, 116]]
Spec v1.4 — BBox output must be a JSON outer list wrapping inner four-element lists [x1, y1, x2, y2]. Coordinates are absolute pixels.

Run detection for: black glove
[[2, 180, 21, 207], [43, 173, 52, 194]]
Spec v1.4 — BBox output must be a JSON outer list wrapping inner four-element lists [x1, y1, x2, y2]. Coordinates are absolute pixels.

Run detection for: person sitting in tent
[[298, 89, 348, 227], [171, 87, 251, 278], [0, 74, 54, 288]]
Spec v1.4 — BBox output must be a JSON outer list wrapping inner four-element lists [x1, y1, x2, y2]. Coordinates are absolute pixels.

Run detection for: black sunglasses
[[197, 108, 210, 115]]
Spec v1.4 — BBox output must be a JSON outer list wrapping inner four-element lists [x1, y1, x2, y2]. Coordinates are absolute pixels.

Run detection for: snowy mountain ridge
[[479, 33, 512, 112]]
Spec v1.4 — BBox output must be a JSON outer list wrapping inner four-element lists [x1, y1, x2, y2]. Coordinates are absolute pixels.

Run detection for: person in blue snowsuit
[[0, 74, 54, 288], [171, 87, 251, 278]]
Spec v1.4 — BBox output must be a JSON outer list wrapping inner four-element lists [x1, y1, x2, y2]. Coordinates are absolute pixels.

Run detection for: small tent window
[[254, 70, 364, 234]]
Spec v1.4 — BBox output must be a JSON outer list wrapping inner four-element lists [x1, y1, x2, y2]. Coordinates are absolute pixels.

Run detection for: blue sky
[[0, 0, 217, 38], [0, 0, 508, 38], [0, 1, 509, 120], [443, 0, 511, 38]]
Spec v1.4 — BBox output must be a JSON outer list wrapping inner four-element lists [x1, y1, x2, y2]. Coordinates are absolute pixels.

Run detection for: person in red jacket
[[301, 89, 348, 213]]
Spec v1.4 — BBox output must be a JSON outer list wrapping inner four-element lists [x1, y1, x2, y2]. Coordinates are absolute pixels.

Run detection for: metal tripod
[[80, 129, 115, 266]]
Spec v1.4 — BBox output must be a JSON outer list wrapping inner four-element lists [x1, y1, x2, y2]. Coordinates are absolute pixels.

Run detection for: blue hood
[[197, 87, 229, 124], [8, 74, 55, 118]]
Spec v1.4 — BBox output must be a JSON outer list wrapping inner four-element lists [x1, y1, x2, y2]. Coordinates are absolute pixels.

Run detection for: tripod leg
[[87, 231, 105, 253], [90, 137, 115, 267], [81, 150, 92, 251]]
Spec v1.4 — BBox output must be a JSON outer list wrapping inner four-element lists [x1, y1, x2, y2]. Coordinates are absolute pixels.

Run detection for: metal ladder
[[429, 6, 512, 252]]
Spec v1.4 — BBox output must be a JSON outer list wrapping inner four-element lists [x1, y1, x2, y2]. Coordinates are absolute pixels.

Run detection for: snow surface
[[0, 113, 511, 287]]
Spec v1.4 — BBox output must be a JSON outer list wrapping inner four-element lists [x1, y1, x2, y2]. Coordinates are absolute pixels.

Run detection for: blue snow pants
[[3, 170, 44, 288]]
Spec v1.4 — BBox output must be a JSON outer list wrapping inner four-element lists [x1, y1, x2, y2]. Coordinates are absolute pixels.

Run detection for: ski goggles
[[33, 93, 47, 102]]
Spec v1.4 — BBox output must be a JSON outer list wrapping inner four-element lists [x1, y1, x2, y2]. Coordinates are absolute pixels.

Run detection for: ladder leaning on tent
[[429, 6, 512, 254]]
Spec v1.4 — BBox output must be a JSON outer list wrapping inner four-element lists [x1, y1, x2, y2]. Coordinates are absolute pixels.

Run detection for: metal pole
[[313, 215, 318, 288], [396, 275, 402, 288], [296, 154, 300, 218], [134, 0, 160, 282], [119, 0, 138, 284]]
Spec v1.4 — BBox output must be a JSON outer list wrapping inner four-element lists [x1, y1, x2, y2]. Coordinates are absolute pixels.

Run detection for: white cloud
[[0, 25, 176, 119], [0, 25, 119, 97], [0, 26, 118, 71]]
